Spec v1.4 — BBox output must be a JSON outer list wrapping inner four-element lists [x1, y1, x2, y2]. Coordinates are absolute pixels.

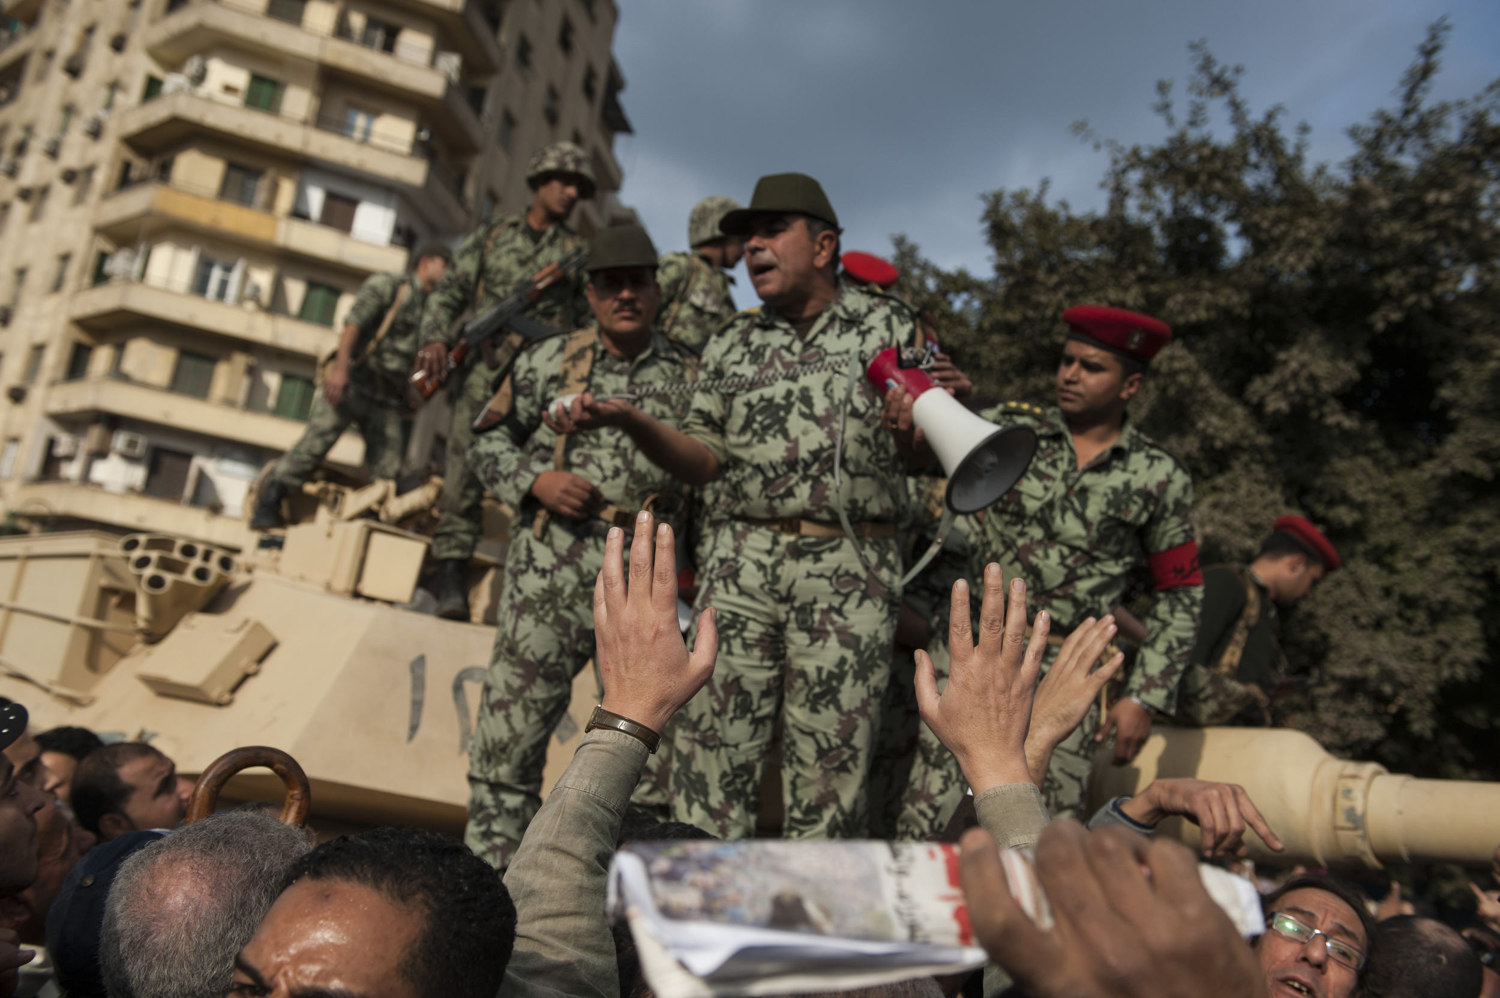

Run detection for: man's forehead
[[1282, 893, 1365, 944]]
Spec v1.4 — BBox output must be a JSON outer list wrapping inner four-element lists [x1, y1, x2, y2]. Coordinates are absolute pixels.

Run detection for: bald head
[[1365, 916, 1483, 998]]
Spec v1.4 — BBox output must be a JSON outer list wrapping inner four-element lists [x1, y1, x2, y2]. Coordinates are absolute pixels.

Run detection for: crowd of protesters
[[3, 516, 1496, 998]]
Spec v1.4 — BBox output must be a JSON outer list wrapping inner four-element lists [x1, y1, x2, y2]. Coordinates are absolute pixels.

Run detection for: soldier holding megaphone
[[887, 305, 1205, 830]]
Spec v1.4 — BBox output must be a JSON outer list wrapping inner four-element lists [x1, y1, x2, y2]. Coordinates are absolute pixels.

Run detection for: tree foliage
[[893, 23, 1499, 779]]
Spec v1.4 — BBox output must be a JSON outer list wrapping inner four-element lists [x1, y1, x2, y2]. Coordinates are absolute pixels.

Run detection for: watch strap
[[585, 705, 660, 754]]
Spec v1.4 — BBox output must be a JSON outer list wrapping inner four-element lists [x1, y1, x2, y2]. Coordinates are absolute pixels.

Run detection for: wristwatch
[[585, 705, 660, 754]]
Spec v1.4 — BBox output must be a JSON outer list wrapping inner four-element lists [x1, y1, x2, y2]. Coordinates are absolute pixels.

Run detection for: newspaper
[[607, 839, 1265, 998]]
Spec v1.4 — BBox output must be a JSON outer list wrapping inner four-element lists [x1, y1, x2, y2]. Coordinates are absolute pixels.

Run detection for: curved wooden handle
[[185, 746, 311, 828]]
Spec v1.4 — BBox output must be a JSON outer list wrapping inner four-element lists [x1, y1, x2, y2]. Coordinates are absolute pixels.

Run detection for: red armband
[[1149, 540, 1202, 590]]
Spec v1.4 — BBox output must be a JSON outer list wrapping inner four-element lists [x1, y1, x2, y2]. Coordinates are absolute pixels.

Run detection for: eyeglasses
[[1266, 912, 1367, 971]]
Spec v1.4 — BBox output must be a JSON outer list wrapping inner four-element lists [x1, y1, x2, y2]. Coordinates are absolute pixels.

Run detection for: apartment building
[[0, 0, 634, 547]]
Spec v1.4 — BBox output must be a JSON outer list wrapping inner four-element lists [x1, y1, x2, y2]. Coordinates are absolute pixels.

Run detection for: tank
[[0, 493, 599, 836], [3, 512, 1497, 862]]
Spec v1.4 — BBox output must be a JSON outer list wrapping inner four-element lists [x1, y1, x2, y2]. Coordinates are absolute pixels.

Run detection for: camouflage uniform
[[671, 281, 915, 840], [271, 272, 427, 487], [463, 326, 694, 869], [418, 216, 589, 562], [900, 402, 1202, 829], [656, 250, 737, 354]]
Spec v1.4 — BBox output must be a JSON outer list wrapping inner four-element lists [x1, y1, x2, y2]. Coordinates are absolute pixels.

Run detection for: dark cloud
[[610, 0, 1498, 308]]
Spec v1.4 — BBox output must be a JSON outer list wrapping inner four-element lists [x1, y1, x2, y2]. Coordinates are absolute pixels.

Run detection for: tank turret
[[1091, 726, 1500, 869]]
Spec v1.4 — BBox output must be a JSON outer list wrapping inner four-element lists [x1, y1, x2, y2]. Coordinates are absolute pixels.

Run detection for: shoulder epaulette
[[999, 400, 1047, 417]]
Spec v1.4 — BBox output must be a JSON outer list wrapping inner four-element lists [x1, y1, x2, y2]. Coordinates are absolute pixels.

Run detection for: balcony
[[5, 481, 254, 549], [43, 377, 366, 465], [94, 181, 410, 275], [116, 90, 468, 230], [69, 277, 337, 359], [145, 0, 485, 152]]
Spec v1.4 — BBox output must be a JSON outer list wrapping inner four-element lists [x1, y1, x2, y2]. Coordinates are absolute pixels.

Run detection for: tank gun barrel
[[1091, 726, 1500, 869]]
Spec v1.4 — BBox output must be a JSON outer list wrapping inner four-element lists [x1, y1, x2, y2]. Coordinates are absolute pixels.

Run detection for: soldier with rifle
[[461, 224, 697, 869], [250, 245, 452, 531], [413, 143, 594, 620]]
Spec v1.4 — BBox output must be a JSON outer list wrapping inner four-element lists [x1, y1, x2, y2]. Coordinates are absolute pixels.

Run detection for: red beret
[[1062, 304, 1172, 362], [1273, 515, 1341, 572], [841, 251, 899, 290]]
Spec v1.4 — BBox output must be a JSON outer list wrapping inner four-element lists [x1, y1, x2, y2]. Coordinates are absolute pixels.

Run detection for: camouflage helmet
[[526, 141, 596, 199], [688, 196, 742, 248]]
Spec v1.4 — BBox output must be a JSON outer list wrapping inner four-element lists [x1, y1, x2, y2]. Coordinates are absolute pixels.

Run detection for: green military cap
[[526, 141, 597, 199], [719, 173, 839, 235], [688, 195, 742, 247], [587, 224, 658, 272]]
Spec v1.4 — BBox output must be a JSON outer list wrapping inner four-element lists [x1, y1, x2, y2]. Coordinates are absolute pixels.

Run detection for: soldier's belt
[[740, 517, 896, 539], [596, 503, 640, 529]]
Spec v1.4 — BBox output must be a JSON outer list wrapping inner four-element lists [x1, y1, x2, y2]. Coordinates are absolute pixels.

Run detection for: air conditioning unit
[[42, 136, 61, 158], [111, 430, 148, 459], [0, 159, 17, 178], [161, 73, 189, 95], [51, 435, 78, 458], [82, 113, 104, 138]]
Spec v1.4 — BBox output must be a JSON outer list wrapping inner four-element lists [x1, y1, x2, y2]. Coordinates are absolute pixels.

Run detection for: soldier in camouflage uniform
[[414, 142, 593, 619], [461, 225, 696, 869], [550, 174, 932, 840], [656, 196, 744, 354], [250, 245, 452, 530], [896, 305, 1204, 830], [1176, 515, 1338, 727]]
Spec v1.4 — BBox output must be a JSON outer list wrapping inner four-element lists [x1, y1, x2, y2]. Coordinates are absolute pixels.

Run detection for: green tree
[[895, 23, 1499, 779]]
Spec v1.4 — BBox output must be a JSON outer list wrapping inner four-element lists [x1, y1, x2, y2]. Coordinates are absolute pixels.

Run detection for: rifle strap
[[1214, 567, 1262, 676], [318, 281, 410, 387], [533, 326, 599, 539]]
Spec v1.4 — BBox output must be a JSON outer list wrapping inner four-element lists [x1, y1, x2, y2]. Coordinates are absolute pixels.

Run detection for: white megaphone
[[867, 348, 1037, 514]]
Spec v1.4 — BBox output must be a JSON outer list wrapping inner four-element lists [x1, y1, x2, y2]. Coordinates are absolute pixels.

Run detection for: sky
[[607, 0, 1498, 309]]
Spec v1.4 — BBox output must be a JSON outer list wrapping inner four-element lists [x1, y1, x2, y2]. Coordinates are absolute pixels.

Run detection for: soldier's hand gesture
[[915, 564, 1047, 792], [594, 511, 717, 735]]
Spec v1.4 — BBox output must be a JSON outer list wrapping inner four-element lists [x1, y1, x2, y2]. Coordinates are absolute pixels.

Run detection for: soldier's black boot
[[249, 479, 289, 531], [434, 559, 470, 621]]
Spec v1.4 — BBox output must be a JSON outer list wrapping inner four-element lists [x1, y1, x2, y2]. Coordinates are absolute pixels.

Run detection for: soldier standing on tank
[[460, 224, 697, 869], [251, 245, 452, 531], [892, 305, 1204, 830], [413, 143, 594, 620], [547, 173, 937, 840], [655, 196, 744, 354], [1174, 515, 1339, 727]]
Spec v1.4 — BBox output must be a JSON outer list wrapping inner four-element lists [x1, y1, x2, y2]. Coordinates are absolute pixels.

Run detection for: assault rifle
[[409, 247, 587, 399]]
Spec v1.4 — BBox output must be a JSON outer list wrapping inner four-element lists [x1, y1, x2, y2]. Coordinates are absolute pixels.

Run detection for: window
[[191, 254, 238, 302], [272, 374, 315, 420], [72, 165, 95, 205], [142, 74, 163, 102], [59, 103, 75, 133], [0, 203, 8, 235], [103, 79, 120, 110], [580, 0, 596, 21], [543, 85, 559, 126], [465, 84, 486, 117], [515, 33, 531, 69], [92, 250, 109, 286], [244, 74, 284, 114], [558, 17, 573, 55], [219, 163, 262, 207], [318, 192, 357, 233], [266, 0, 306, 25], [359, 16, 398, 53], [582, 64, 596, 102], [22, 344, 44, 383], [498, 109, 516, 151], [63, 342, 92, 380], [11, 268, 25, 306], [0, 439, 18, 480], [143, 447, 193, 500], [169, 351, 215, 399], [298, 282, 340, 326], [343, 106, 375, 143], [28, 184, 49, 223], [50, 253, 70, 292]]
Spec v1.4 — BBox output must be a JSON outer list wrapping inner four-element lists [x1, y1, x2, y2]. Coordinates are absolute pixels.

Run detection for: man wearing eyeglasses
[[459, 224, 697, 870], [1256, 874, 1375, 998]]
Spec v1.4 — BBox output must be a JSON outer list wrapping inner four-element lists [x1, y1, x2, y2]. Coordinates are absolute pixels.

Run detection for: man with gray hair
[[98, 810, 310, 998]]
